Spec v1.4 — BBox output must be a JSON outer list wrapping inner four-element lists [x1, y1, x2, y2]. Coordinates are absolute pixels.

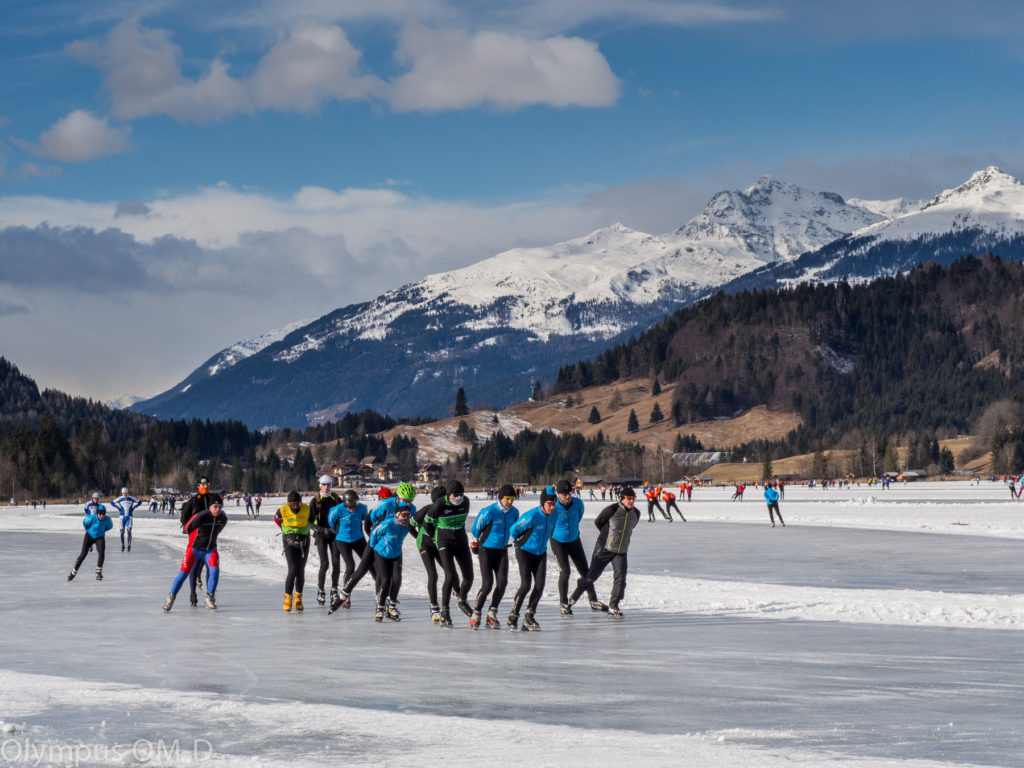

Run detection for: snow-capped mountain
[[133, 169, 1024, 428], [723, 167, 1024, 293], [670, 176, 884, 262]]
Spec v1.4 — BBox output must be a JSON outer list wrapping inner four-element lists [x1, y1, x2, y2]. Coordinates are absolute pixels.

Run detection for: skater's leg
[[549, 539, 572, 604], [565, 538, 598, 603]]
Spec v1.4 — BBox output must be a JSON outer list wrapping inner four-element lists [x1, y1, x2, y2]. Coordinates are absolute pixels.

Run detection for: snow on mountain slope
[[850, 166, 1024, 242], [270, 180, 885, 355], [207, 317, 314, 376], [670, 176, 885, 263], [846, 196, 923, 219], [725, 167, 1024, 295]]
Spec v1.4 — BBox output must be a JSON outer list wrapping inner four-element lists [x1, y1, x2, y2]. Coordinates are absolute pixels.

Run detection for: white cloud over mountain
[[61, 17, 617, 127]]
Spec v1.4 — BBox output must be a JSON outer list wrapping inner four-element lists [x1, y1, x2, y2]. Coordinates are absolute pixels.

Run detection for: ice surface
[[1, 481, 1022, 766]]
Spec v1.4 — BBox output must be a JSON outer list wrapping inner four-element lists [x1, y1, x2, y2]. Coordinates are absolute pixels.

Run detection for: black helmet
[[343, 489, 359, 505]]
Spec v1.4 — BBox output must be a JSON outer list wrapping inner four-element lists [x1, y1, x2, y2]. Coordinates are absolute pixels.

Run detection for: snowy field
[[1, 480, 1023, 767]]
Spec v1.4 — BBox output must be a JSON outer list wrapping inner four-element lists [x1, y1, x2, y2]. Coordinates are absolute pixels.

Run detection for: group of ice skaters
[[272, 475, 645, 631], [65, 472, 790, 626], [141, 474, 641, 631]]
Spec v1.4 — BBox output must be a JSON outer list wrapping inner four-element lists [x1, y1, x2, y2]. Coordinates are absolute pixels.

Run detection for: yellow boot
[[283, 593, 292, 612], [294, 592, 304, 612]]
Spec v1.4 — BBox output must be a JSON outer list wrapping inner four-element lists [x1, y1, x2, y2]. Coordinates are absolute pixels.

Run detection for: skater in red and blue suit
[[163, 498, 227, 612]]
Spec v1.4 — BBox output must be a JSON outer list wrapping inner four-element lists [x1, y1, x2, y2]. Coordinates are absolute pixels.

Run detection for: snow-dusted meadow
[[1, 480, 1023, 767]]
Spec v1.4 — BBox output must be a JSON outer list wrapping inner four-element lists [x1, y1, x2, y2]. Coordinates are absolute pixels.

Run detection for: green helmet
[[396, 482, 416, 501]]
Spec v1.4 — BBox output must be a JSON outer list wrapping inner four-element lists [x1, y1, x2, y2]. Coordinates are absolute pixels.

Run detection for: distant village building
[[418, 464, 444, 483]]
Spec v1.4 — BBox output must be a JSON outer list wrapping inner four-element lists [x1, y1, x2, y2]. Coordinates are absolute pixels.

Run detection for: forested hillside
[[554, 255, 1024, 458], [0, 358, 428, 498]]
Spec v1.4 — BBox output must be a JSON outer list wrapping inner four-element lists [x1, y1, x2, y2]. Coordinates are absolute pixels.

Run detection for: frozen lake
[[1, 481, 1023, 767]]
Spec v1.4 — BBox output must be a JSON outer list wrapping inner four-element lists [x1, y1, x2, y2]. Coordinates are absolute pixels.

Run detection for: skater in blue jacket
[[469, 483, 519, 628], [335, 505, 412, 621], [508, 489, 559, 631], [68, 505, 113, 581], [551, 478, 605, 616], [328, 490, 369, 604]]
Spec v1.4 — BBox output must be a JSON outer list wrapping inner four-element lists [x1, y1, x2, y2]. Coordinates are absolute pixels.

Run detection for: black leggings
[[647, 499, 667, 520], [314, 532, 339, 590], [665, 499, 686, 521], [74, 534, 105, 570], [418, 541, 448, 606], [436, 530, 473, 609], [333, 538, 367, 588], [548, 538, 596, 604], [512, 548, 547, 615], [572, 549, 628, 609], [373, 553, 401, 607], [344, 550, 401, 603], [768, 502, 784, 525], [283, 539, 310, 594], [474, 546, 509, 612]]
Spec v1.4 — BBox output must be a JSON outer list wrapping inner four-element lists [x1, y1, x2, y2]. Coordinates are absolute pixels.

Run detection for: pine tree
[[761, 452, 773, 482], [454, 387, 469, 417], [649, 403, 664, 423], [588, 406, 601, 424], [652, 379, 662, 396], [627, 410, 640, 433]]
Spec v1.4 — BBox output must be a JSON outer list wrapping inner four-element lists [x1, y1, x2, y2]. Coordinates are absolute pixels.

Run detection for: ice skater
[[163, 498, 228, 611], [405, 486, 457, 622], [336, 504, 413, 621], [110, 487, 141, 551], [662, 488, 686, 522], [644, 485, 667, 521], [327, 490, 369, 610], [309, 476, 342, 605], [765, 483, 785, 527], [418, 480, 473, 626], [68, 504, 113, 581], [550, 478, 606, 616], [469, 483, 520, 628], [178, 476, 223, 604], [508, 488, 559, 631], [568, 486, 641, 619], [275, 491, 311, 611]]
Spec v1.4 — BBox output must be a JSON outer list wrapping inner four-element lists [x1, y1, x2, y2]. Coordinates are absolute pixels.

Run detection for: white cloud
[[389, 25, 619, 111], [68, 20, 249, 124], [65, 17, 619, 123], [251, 21, 384, 111], [17, 110, 132, 162]]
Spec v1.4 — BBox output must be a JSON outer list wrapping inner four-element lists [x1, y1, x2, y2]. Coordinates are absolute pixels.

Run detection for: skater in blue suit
[[507, 489, 559, 631], [110, 487, 141, 552], [469, 483, 519, 628], [68, 505, 113, 581]]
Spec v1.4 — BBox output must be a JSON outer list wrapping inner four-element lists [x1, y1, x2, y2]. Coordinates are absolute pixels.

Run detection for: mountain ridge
[[132, 168, 1024, 428]]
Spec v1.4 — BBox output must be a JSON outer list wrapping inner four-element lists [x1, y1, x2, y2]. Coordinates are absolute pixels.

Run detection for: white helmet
[[318, 475, 333, 487], [92, 492, 100, 500], [121, 487, 129, 495]]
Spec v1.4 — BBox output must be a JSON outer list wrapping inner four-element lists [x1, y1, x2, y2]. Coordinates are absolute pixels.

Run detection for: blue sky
[[2, 0, 1024, 401]]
